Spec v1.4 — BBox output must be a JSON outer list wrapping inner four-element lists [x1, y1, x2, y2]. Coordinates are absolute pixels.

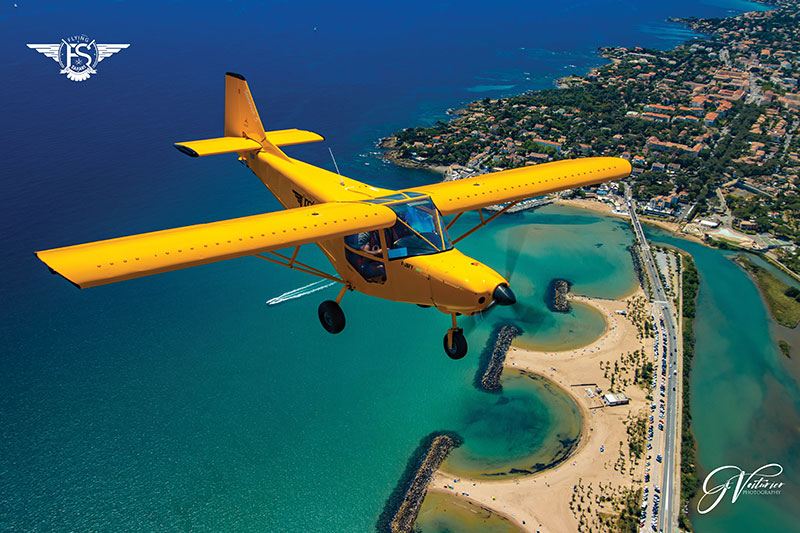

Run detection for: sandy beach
[[557, 198, 707, 246], [431, 293, 652, 532]]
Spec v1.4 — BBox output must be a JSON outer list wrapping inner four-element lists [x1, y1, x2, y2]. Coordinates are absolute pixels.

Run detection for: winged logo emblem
[[27, 35, 129, 82]]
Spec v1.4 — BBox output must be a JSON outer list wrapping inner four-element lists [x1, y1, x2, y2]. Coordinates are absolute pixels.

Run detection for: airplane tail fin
[[174, 73, 324, 160], [224, 73, 265, 140], [223, 72, 291, 161]]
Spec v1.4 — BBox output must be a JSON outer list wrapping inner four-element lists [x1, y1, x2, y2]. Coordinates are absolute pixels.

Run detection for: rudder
[[224, 72, 289, 161]]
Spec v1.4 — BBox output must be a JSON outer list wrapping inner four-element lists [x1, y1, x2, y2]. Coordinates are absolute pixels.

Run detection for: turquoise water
[[647, 228, 800, 532], [2, 204, 638, 531], [451, 206, 638, 350]]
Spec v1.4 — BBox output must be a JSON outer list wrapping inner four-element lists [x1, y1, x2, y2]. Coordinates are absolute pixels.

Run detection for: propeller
[[502, 227, 541, 325], [462, 226, 536, 335], [504, 226, 529, 283]]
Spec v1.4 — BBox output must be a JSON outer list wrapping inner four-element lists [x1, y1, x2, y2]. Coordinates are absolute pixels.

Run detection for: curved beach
[[427, 293, 650, 532], [440, 368, 583, 479]]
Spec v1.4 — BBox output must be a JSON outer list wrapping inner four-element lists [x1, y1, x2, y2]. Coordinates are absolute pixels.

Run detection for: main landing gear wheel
[[318, 300, 345, 334], [443, 328, 468, 360]]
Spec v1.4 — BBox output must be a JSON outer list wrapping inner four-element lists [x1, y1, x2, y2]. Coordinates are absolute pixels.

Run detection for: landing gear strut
[[443, 314, 468, 359], [318, 285, 348, 334]]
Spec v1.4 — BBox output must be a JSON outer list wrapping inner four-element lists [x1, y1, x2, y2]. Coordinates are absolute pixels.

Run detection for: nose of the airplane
[[493, 283, 516, 306]]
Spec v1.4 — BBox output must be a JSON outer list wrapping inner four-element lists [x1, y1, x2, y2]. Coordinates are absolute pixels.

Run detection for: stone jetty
[[545, 278, 572, 312], [389, 435, 458, 533], [480, 324, 523, 390]]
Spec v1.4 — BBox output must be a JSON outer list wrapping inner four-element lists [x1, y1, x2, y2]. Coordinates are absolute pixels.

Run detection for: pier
[[484, 197, 553, 213]]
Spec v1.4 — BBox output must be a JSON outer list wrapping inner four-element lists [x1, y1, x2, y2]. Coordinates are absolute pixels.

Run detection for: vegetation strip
[[678, 254, 699, 532], [736, 254, 800, 328]]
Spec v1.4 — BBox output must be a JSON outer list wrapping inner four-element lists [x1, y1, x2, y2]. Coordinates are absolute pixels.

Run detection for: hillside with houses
[[381, 0, 800, 274]]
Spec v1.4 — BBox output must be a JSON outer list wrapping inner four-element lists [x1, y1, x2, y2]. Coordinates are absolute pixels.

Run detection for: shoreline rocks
[[545, 278, 572, 313], [389, 435, 458, 533], [480, 324, 523, 391]]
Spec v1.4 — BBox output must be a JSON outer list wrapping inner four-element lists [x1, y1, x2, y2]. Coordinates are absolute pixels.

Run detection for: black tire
[[443, 328, 468, 360], [318, 300, 345, 334]]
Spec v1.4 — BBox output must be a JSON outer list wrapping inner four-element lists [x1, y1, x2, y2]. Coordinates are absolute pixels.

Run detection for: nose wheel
[[443, 314, 467, 359]]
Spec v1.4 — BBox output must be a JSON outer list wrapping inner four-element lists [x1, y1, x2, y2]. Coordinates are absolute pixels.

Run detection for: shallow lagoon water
[[416, 491, 522, 533], [646, 227, 800, 532], [442, 370, 583, 478], [450, 206, 638, 351]]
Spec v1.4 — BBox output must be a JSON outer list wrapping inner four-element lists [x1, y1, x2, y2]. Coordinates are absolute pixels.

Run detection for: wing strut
[[445, 212, 463, 231], [451, 201, 520, 245], [254, 249, 345, 284]]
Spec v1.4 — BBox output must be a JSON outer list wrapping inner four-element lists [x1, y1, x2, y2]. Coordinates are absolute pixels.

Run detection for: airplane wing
[[404, 157, 631, 215], [36, 202, 396, 288]]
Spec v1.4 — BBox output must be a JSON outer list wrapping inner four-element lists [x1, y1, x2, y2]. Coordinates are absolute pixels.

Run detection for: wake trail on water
[[266, 280, 336, 306]]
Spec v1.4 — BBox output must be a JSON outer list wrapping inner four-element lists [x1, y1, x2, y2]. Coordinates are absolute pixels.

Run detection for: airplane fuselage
[[246, 150, 509, 316]]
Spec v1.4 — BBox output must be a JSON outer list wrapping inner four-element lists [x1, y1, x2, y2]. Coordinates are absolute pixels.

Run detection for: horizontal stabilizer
[[264, 129, 325, 147], [174, 137, 262, 157], [174, 129, 324, 158], [36, 202, 396, 288]]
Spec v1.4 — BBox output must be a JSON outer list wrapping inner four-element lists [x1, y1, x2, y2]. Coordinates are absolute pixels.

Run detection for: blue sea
[[1, 0, 787, 531]]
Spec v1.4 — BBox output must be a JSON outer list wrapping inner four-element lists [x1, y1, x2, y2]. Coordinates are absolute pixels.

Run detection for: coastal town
[[379, 1, 800, 533], [381, 0, 800, 277]]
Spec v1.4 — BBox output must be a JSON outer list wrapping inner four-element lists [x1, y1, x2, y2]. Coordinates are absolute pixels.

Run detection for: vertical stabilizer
[[224, 72, 290, 162]]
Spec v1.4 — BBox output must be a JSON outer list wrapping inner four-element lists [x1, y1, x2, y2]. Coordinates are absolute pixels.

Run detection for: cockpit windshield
[[383, 197, 452, 259]]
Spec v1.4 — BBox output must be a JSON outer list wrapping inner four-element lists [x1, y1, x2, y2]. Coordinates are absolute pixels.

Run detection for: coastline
[[375, 1, 792, 531], [429, 293, 651, 532], [556, 197, 708, 247]]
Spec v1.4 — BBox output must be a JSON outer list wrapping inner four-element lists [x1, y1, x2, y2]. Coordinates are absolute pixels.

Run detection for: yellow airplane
[[36, 73, 631, 359]]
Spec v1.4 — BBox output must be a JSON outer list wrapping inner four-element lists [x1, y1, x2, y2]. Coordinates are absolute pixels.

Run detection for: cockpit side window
[[344, 230, 386, 283]]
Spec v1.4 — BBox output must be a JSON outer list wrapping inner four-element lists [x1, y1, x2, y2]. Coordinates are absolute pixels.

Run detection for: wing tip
[[174, 143, 199, 157], [34, 251, 85, 289], [619, 157, 632, 176]]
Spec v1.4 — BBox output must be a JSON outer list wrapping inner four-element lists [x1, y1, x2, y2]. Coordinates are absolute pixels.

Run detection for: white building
[[604, 392, 630, 406]]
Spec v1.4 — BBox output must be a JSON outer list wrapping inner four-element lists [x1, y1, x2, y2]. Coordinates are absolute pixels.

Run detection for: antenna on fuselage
[[328, 147, 345, 186]]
